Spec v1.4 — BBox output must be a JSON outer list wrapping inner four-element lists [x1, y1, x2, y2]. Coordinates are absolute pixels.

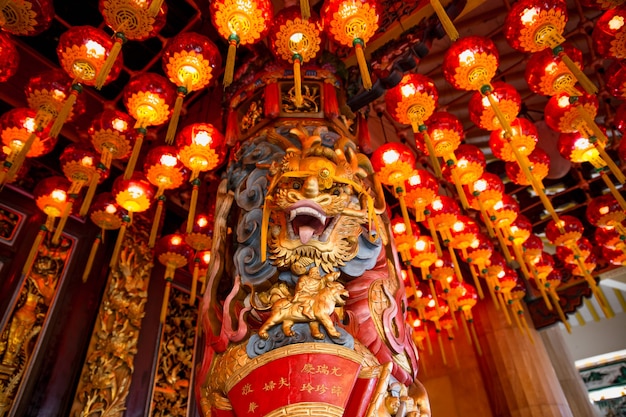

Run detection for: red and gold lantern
[[144, 145, 189, 246], [593, 5, 626, 59], [404, 169, 439, 222], [176, 123, 225, 234], [269, 6, 322, 108], [184, 213, 214, 304], [468, 81, 521, 131], [123, 72, 177, 178], [371, 142, 416, 236], [155, 233, 193, 322], [321, 0, 380, 90], [525, 43, 591, 96], [161, 32, 222, 143], [88, 109, 137, 172], [0, 107, 55, 185], [210, 0, 273, 87], [97, 0, 167, 89], [385, 73, 440, 175]]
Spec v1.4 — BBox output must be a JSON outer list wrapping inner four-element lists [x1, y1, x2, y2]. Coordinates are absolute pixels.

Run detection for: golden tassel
[[160, 278, 172, 323], [0, 169, 7, 186], [450, 167, 469, 209], [558, 51, 598, 96], [165, 87, 186, 144], [82, 234, 101, 282], [597, 146, 626, 183], [354, 40, 373, 90], [149, 196, 165, 248], [436, 330, 447, 366], [419, 128, 443, 178], [469, 265, 485, 299], [95, 35, 125, 90], [549, 289, 571, 333], [190, 258, 199, 306], [426, 218, 443, 257], [300, 0, 310, 20], [498, 292, 512, 325], [600, 172, 626, 211], [423, 322, 433, 355], [52, 200, 74, 245], [185, 178, 200, 234], [469, 319, 483, 356], [223, 37, 239, 88], [293, 57, 303, 108], [50, 85, 81, 138], [79, 171, 101, 217], [485, 91, 512, 137], [7, 132, 38, 181], [430, 0, 459, 41], [23, 223, 49, 275], [147, 0, 164, 17], [124, 129, 145, 180], [109, 216, 130, 268]]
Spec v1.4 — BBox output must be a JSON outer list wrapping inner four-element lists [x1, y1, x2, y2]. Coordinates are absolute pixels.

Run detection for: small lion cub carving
[[258, 268, 347, 340]]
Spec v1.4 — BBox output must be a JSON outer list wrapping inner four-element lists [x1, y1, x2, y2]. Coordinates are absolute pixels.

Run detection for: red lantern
[[144, 145, 189, 247], [110, 172, 155, 267], [371, 142, 416, 236], [210, 0, 273, 87], [98, 0, 167, 89], [0, 107, 55, 185], [421, 111, 465, 162], [155, 233, 193, 322], [587, 194, 626, 230], [55, 143, 105, 243], [176, 123, 225, 234], [0, 0, 54, 36], [385, 74, 440, 175], [444, 144, 486, 209], [556, 237, 593, 265], [593, 5, 626, 59], [83, 192, 125, 282], [184, 213, 214, 303], [269, 6, 322, 108], [123, 72, 177, 178], [580, 0, 625, 9], [321, 0, 381, 90], [525, 43, 589, 96], [25, 69, 87, 133], [443, 35, 499, 92], [161, 32, 222, 143], [468, 81, 521, 131], [405, 169, 439, 222], [489, 117, 539, 163], [505, 147, 550, 186], [23, 176, 73, 275], [88, 109, 137, 171], [546, 215, 584, 247], [604, 59, 626, 100], [467, 172, 505, 213], [0, 32, 19, 83]]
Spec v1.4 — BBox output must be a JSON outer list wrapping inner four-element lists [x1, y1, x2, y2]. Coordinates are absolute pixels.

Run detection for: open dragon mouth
[[288, 202, 334, 244]]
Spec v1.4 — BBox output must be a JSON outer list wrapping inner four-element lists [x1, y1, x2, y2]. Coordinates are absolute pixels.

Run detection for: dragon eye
[[293, 181, 301, 189], [332, 188, 341, 196]]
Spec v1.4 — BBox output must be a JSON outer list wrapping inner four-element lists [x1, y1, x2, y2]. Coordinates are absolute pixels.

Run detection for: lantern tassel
[[147, 0, 164, 17], [110, 219, 129, 268], [149, 197, 165, 248], [23, 223, 50, 275], [354, 41, 372, 90], [52, 200, 73, 245], [430, 0, 459, 41], [124, 129, 145, 180], [601, 172, 626, 210], [50, 85, 81, 138], [165, 89, 186, 145], [80, 171, 100, 217], [300, 0, 310, 20], [82, 234, 102, 282], [419, 128, 443, 178], [185, 179, 200, 234], [294, 57, 303, 108], [190, 259, 199, 306], [549, 289, 571, 333], [160, 279, 172, 323], [469, 320, 482, 356], [223, 38, 238, 88], [469, 265, 484, 299], [559, 52, 598, 96], [96, 35, 124, 90], [597, 146, 626, 184], [7, 131, 38, 181], [436, 330, 447, 366]]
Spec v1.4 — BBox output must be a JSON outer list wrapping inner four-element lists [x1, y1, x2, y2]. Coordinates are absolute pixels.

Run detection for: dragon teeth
[[289, 207, 327, 223]]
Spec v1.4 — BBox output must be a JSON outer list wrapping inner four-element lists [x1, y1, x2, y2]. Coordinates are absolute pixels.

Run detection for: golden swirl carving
[[70, 220, 153, 417], [517, 10, 566, 52], [165, 50, 215, 91], [274, 18, 321, 63], [102, 0, 157, 40], [452, 53, 498, 91], [126, 91, 171, 127], [478, 100, 518, 131], [328, 2, 378, 45]]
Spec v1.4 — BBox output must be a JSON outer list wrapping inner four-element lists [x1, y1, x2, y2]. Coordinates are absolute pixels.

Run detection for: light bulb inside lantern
[[85, 40, 106, 59], [557, 95, 570, 108], [609, 15, 625, 31], [459, 50, 476, 66], [81, 156, 94, 167], [412, 318, 421, 327], [51, 189, 67, 202], [9, 139, 24, 152], [52, 89, 66, 101], [473, 179, 487, 192], [520, 7, 539, 25], [416, 289, 423, 297], [545, 62, 558, 75], [415, 238, 427, 251], [401, 83, 416, 98], [178, 65, 199, 84], [171, 235, 182, 245], [599, 206, 610, 216], [435, 259, 444, 268], [105, 203, 117, 214], [197, 216, 209, 228], [382, 149, 400, 165], [452, 220, 465, 232], [338, 3, 359, 19], [427, 299, 436, 308], [192, 130, 212, 146], [290, 32, 304, 44], [160, 154, 178, 167], [112, 118, 128, 132], [23, 117, 36, 133], [201, 251, 211, 263], [189, 155, 209, 170], [393, 221, 407, 235], [431, 198, 443, 211], [127, 185, 145, 199], [481, 95, 494, 107]]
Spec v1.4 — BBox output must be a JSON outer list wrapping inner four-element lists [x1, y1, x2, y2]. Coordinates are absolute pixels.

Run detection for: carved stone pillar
[[474, 300, 574, 417], [539, 326, 601, 417]]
